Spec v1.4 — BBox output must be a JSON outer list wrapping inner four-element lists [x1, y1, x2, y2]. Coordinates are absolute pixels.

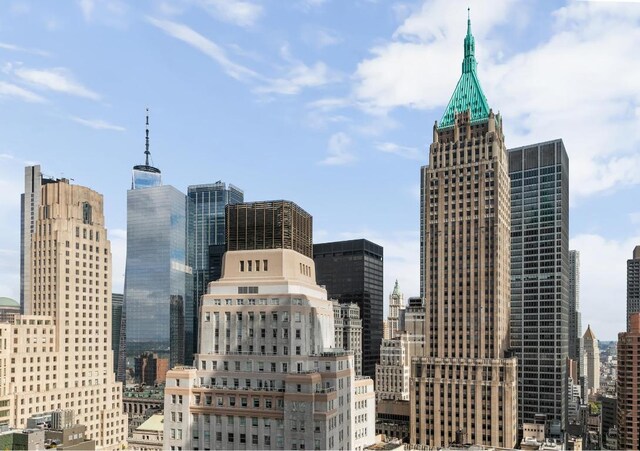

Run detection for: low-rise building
[[129, 413, 164, 451]]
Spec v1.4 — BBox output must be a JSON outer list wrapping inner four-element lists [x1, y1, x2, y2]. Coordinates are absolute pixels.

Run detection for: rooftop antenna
[[145, 108, 150, 166]]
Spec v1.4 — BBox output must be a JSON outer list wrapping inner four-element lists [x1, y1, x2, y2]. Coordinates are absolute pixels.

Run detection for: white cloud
[[319, 132, 355, 165], [354, 1, 516, 111], [0, 42, 51, 57], [352, 0, 640, 201], [0, 81, 46, 103], [70, 116, 125, 131], [13, 67, 100, 100], [77, 0, 128, 23], [257, 58, 338, 95], [147, 17, 260, 81], [196, 0, 263, 27], [376, 141, 422, 160], [10, 1, 31, 15], [78, 0, 95, 21], [571, 233, 640, 340], [302, 27, 342, 49]]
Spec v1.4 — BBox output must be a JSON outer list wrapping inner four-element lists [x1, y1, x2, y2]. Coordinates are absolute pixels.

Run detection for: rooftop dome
[[0, 297, 19, 308]]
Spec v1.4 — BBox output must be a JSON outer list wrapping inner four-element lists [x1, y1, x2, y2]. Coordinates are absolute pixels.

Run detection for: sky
[[1, 0, 639, 341]]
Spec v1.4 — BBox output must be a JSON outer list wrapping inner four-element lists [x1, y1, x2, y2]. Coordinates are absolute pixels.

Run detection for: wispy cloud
[[147, 17, 259, 81], [319, 132, 355, 165], [0, 81, 46, 103], [78, 0, 95, 21], [14, 67, 100, 100], [196, 0, 263, 28], [70, 116, 125, 131], [257, 44, 340, 95], [376, 141, 422, 160], [297, 0, 329, 11], [0, 42, 51, 57], [302, 27, 342, 49], [77, 0, 128, 23], [257, 61, 336, 95]]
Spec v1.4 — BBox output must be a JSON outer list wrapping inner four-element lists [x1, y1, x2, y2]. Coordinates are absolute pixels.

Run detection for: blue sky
[[1, 0, 640, 340]]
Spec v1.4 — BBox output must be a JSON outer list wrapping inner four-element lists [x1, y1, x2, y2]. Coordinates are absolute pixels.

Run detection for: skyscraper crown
[[439, 9, 490, 128]]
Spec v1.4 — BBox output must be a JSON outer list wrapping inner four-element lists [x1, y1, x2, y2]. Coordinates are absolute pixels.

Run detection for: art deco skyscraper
[[412, 14, 517, 448], [509, 140, 569, 430], [627, 246, 640, 331], [20, 165, 56, 314], [388, 280, 404, 339], [4, 171, 127, 448]]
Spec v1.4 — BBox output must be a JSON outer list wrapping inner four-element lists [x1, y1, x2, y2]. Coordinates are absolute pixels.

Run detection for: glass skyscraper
[[509, 139, 569, 431], [124, 154, 192, 368], [186, 182, 243, 360]]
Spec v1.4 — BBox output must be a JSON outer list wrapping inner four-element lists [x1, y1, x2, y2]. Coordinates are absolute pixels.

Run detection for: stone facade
[[412, 16, 517, 448], [163, 247, 376, 450], [0, 175, 127, 449]]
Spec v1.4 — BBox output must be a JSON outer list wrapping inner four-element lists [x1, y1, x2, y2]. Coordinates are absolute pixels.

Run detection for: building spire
[[145, 108, 150, 166], [462, 8, 476, 74], [439, 9, 490, 128]]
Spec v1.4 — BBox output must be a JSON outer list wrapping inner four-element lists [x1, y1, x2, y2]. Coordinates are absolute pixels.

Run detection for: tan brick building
[[411, 15, 517, 448], [0, 171, 127, 449]]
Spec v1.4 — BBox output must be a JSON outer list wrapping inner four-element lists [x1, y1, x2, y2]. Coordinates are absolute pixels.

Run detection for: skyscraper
[[20, 165, 57, 314], [313, 239, 384, 378], [333, 301, 363, 376], [387, 280, 404, 339], [187, 182, 243, 359], [569, 250, 587, 401], [412, 14, 517, 448], [125, 118, 192, 368], [5, 171, 127, 448], [616, 312, 640, 449], [583, 325, 600, 395], [627, 245, 640, 331], [163, 201, 376, 451], [112, 293, 126, 383], [569, 251, 582, 360], [509, 140, 570, 430], [226, 200, 313, 258]]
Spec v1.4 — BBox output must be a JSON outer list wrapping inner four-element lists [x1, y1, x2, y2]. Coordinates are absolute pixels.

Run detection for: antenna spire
[[145, 108, 150, 166]]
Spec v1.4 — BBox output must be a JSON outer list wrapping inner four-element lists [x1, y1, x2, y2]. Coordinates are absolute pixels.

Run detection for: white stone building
[[333, 301, 363, 376], [163, 246, 376, 450]]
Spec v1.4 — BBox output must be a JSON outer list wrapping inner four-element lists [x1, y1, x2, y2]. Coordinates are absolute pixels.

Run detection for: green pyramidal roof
[[439, 11, 490, 129]]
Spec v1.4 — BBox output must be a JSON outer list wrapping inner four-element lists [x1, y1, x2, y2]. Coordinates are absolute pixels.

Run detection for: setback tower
[[412, 12, 517, 448]]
